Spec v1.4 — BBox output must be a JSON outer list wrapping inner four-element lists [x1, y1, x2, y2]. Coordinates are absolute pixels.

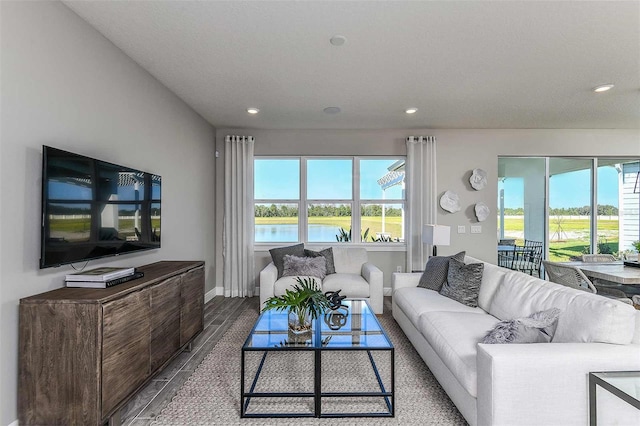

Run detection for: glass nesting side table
[[589, 371, 640, 425], [241, 299, 394, 418]]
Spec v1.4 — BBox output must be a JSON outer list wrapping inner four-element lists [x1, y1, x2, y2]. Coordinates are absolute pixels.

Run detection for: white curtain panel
[[406, 136, 437, 272], [223, 135, 255, 297]]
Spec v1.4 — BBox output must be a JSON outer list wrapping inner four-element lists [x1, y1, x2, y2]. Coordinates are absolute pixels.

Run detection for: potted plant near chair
[[262, 277, 330, 334]]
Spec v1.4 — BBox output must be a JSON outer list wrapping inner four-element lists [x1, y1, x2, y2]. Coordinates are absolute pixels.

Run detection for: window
[[254, 159, 300, 243], [498, 157, 640, 261], [254, 157, 405, 244]]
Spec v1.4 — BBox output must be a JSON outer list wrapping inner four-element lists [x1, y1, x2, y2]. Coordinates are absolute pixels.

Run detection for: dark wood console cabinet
[[18, 261, 205, 425]]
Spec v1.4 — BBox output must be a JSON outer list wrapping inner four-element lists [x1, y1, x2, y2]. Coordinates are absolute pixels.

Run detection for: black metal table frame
[[240, 304, 394, 418], [589, 371, 640, 426]]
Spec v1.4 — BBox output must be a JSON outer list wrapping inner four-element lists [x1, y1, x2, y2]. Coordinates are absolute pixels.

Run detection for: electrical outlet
[[458, 225, 466, 234], [471, 225, 482, 234], [396, 265, 402, 273]]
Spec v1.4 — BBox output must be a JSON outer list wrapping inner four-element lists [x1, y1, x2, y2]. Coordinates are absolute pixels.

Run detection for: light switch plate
[[457, 225, 466, 234], [471, 225, 482, 234]]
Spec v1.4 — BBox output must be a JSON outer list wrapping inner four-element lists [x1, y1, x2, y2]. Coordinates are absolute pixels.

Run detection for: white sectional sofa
[[260, 246, 384, 314], [392, 256, 640, 426]]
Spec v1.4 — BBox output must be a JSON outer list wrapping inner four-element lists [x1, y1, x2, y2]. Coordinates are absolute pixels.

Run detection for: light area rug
[[153, 306, 466, 425]]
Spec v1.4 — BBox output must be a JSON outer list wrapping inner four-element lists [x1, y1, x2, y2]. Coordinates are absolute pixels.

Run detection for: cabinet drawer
[[102, 290, 151, 418], [180, 266, 204, 346], [150, 276, 181, 371]]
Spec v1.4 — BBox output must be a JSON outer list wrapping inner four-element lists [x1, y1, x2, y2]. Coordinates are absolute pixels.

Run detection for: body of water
[[255, 224, 342, 243]]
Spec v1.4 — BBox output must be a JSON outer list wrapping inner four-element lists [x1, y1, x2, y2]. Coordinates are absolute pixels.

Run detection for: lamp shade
[[422, 224, 451, 246]]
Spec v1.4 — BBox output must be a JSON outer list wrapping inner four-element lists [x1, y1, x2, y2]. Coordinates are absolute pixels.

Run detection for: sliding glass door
[[548, 158, 592, 261], [497, 157, 546, 247], [499, 156, 640, 262]]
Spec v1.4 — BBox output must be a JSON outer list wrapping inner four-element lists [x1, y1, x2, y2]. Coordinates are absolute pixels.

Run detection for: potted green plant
[[262, 277, 330, 334], [632, 240, 640, 262]]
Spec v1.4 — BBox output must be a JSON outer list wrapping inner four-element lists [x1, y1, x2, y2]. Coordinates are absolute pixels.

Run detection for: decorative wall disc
[[470, 168, 488, 191], [440, 190, 461, 213], [475, 202, 490, 222]]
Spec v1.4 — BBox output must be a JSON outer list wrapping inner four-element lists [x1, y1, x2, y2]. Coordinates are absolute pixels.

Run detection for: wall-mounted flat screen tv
[[41, 146, 161, 268]]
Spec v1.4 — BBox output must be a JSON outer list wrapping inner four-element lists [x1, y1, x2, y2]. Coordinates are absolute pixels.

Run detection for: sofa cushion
[[282, 255, 327, 279], [273, 275, 319, 296], [269, 243, 305, 279], [304, 248, 336, 274], [418, 251, 466, 291], [394, 287, 485, 325], [322, 273, 369, 298], [440, 258, 483, 307], [552, 294, 637, 344], [331, 246, 368, 274], [488, 271, 575, 320], [467, 257, 507, 311], [418, 311, 500, 397], [489, 269, 637, 344]]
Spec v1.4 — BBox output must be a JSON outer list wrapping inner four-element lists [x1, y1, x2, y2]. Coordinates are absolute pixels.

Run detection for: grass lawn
[[502, 217, 619, 261], [502, 217, 618, 232]]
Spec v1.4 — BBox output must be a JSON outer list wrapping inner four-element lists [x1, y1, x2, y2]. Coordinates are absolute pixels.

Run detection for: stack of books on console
[[65, 267, 144, 288]]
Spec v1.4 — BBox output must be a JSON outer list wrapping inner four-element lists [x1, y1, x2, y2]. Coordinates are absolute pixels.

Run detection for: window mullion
[[591, 158, 598, 255], [353, 157, 360, 243], [301, 157, 308, 244]]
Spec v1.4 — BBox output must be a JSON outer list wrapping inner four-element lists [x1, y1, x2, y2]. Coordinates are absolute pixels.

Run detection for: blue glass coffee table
[[241, 299, 394, 418]]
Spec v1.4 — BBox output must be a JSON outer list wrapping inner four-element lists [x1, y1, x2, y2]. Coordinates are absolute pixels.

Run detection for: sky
[[500, 165, 620, 209], [254, 158, 403, 201], [255, 158, 625, 209]]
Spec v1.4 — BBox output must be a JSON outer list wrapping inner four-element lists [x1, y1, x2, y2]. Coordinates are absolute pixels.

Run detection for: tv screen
[[41, 146, 161, 268]]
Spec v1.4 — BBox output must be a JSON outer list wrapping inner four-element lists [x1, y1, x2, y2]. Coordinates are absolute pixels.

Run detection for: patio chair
[[580, 253, 623, 288], [511, 240, 543, 277], [541, 260, 632, 305], [581, 254, 617, 263]]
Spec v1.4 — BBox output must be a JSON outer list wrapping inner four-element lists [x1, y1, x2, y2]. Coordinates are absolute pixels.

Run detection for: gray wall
[[216, 128, 640, 295], [0, 2, 216, 423]]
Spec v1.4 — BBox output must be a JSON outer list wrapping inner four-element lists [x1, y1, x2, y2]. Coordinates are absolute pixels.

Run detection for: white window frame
[[254, 156, 406, 251]]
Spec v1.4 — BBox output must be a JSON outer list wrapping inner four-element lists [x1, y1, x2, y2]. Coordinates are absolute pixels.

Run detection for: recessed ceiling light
[[247, 107, 260, 114], [593, 84, 614, 93], [330, 35, 347, 46], [323, 106, 341, 114], [405, 108, 418, 114]]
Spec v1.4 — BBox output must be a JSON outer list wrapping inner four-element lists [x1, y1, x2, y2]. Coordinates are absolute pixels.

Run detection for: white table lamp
[[423, 224, 451, 257]]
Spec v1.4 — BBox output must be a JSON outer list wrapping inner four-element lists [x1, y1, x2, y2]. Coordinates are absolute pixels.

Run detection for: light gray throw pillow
[[439, 258, 483, 307], [418, 251, 466, 291], [481, 308, 562, 344], [282, 255, 327, 280]]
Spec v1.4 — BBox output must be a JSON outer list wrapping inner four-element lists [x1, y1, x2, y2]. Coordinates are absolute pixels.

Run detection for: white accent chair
[[259, 246, 384, 314]]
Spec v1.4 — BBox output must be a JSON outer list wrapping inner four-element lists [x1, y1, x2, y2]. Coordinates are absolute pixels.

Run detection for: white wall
[[215, 128, 639, 296], [0, 2, 216, 423]]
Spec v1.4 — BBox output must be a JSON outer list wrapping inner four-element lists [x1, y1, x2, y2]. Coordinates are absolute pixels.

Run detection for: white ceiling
[[64, 1, 640, 130]]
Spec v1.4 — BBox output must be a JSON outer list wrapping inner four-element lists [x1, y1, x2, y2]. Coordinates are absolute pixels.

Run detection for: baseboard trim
[[384, 287, 392, 296], [204, 288, 218, 303]]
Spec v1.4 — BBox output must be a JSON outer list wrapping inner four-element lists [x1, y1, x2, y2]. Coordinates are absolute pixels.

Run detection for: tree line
[[503, 205, 618, 216], [255, 204, 402, 217]]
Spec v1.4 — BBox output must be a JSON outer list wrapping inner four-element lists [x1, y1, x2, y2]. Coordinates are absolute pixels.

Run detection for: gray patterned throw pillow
[[418, 251, 466, 291], [282, 255, 327, 280], [481, 308, 562, 344], [439, 258, 483, 307]]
